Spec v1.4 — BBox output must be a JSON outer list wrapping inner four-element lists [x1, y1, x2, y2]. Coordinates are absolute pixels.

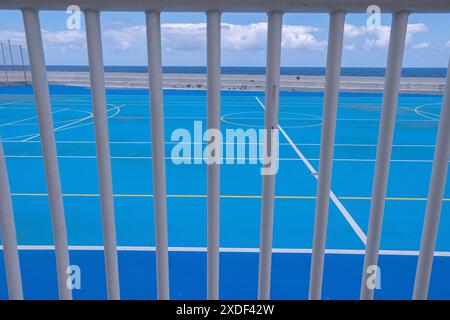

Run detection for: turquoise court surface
[[0, 85, 449, 299]]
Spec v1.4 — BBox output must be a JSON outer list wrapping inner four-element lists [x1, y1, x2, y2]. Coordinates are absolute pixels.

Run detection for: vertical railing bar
[[7, 40, 14, 71], [19, 45, 27, 84], [308, 9, 346, 300], [1, 43, 9, 86], [258, 10, 283, 300], [84, 9, 121, 300], [0, 137, 23, 300], [21, 8, 72, 300], [413, 58, 450, 300], [360, 10, 410, 300], [145, 10, 170, 300], [206, 9, 221, 300]]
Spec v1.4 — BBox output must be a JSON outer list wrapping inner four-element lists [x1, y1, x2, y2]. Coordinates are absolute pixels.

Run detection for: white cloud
[[344, 44, 355, 50], [0, 29, 26, 45], [0, 21, 431, 56], [343, 23, 429, 50], [103, 22, 326, 52], [407, 23, 429, 34], [445, 40, 450, 48], [363, 25, 391, 48], [344, 24, 366, 38], [220, 23, 266, 50], [411, 42, 429, 49], [102, 23, 207, 52], [103, 25, 146, 50], [405, 23, 429, 46], [163, 23, 208, 51], [364, 23, 428, 49], [0, 28, 85, 51], [42, 29, 85, 49], [281, 24, 325, 50]]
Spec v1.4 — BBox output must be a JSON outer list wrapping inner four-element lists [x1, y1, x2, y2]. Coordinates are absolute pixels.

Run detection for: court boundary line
[[3, 154, 446, 163], [9, 192, 450, 202], [255, 96, 367, 244], [0, 140, 438, 148], [2, 245, 450, 257]]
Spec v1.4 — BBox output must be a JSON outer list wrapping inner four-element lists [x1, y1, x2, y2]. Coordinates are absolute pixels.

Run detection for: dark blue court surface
[[0, 85, 449, 299]]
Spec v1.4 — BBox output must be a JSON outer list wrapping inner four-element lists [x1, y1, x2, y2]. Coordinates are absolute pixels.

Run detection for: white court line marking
[[22, 111, 94, 142], [0, 100, 30, 106], [414, 103, 441, 121], [2, 113, 437, 122], [415, 111, 439, 121], [0, 140, 437, 148], [20, 105, 123, 142], [3, 155, 444, 163], [1, 110, 94, 142], [0, 108, 69, 127], [112, 115, 438, 122], [1, 108, 94, 142], [49, 105, 122, 132], [255, 96, 367, 244], [2, 245, 450, 257]]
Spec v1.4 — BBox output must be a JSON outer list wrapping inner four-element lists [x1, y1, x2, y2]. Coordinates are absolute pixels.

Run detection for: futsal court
[[0, 85, 449, 299]]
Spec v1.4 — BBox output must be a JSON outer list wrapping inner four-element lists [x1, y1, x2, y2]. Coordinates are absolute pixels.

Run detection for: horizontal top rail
[[0, 0, 449, 13]]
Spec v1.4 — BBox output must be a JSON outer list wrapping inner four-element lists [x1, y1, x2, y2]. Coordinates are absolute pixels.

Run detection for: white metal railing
[[258, 10, 283, 300], [145, 10, 170, 300], [413, 57, 450, 300], [84, 9, 120, 300], [0, 0, 449, 301], [360, 10, 410, 300], [0, 137, 23, 300], [22, 8, 72, 300], [308, 9, 346, 300], [1, 0, 450, 12], [206, 10, 221, 300]]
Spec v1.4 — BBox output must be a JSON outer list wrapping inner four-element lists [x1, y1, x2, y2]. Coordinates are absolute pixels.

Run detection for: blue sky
[[0, 10, 449, 67]]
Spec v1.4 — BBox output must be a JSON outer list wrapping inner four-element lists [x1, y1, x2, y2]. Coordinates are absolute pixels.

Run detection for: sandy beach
[[0, 70, 446, 94]]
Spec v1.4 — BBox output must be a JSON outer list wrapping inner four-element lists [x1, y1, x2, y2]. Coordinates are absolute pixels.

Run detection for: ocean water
[[0, 65, 447, 77]]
